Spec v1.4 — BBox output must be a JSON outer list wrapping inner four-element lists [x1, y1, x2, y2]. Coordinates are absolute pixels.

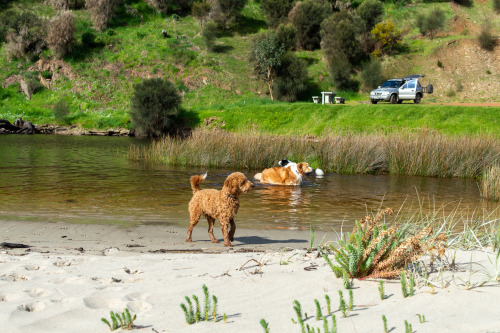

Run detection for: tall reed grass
[[482, 164, 500, 202], [128, 129, 500, 180]]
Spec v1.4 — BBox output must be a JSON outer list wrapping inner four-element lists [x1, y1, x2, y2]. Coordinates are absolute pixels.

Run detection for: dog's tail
[[254, 173, 262, 182], [190, 172, 207, 193]]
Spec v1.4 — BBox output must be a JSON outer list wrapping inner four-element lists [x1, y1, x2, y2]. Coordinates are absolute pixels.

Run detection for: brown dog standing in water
[[186, 172, 254, 247]]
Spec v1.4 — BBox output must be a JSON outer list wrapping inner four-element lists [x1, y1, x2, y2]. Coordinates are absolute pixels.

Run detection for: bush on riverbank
[[128, 128, 500, 179], [130, 78, 182, 137]]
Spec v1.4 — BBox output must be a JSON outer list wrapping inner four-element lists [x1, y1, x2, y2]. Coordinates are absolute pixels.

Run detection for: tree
[[260, 0, 296, 27], [325, 51, 357, 91], [192, 0, 211, 30], [370, 19, 402, 55], [356, 0, 384, 32], [273, 52, 308, 102], [289, 0, 332, 50], [416, 8, 445, 40], [321, 10, 364, 66], [477, 21, 496, 51], [275, 23, 297, 51], [209, 0, 246, 31], [249, 31, 285, 100], [359, 60, 385, 91], [130, 78, 182, 137], [85, 0, 121, 31], [46, 10, 75, 58]]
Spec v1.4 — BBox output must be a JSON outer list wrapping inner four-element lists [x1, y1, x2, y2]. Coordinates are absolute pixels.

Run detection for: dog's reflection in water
[[259, 185, 308, 210]]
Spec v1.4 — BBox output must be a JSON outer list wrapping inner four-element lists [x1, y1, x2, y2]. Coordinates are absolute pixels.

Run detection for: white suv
[[369, 75, 433, 104]]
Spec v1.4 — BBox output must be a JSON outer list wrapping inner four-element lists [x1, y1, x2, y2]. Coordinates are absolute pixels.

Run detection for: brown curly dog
[[186, 172, 254, 247]]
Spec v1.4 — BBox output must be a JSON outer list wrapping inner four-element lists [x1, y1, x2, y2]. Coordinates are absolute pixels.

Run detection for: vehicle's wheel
[[414, 94, 421, 104], [397, 100, 403, 104], [390, 94, 398, 104], [371, 100, 378, 104]]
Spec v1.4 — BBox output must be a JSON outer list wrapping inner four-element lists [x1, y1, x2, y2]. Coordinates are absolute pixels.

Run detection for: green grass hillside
[[0, 0, 498, 132]]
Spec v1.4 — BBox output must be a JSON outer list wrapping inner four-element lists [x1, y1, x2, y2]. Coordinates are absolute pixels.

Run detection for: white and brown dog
[[254, 161, 313, 185]]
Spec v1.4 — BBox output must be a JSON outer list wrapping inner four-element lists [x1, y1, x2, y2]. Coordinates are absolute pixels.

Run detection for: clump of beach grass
[[101, 308, 136, 331], [128, 128, 500, 182], [180, 284, 221, 325], [322, 208, 448, 279]]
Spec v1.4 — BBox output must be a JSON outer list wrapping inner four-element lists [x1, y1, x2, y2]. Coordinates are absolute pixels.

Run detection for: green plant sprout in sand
[[417, 314, 426, 323], [400, 272, 409, 298], [101, 308, 136, 331], [293, 300, 305, 332], [314, 299, 323, 320], [405, 320, 413, 333], [338, 290, 347, 317], [180, 284, 221, 325], [378, 280, 386, 300], [260, 318, 270, 332], [382, 315, 388, 333]]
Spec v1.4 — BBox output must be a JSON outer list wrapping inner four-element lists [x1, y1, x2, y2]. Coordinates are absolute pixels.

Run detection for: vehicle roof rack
[[404, 74, 425, 80]]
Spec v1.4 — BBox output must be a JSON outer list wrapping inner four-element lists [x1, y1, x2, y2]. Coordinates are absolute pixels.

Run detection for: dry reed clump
[[128, 129, 500, 183], [322, 208, 448, 279], [46, 10, 75, 58], [482, 164, 500, 201]]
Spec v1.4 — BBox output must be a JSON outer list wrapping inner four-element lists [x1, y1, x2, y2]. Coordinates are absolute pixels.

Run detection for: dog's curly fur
[[186, 172, 253, 247]]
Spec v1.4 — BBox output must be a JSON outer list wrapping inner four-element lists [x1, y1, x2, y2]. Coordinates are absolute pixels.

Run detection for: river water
[[0, 135, 498, 231]]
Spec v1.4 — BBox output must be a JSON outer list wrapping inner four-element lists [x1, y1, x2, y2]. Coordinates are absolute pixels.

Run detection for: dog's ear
[[224, 174, 239, 196]]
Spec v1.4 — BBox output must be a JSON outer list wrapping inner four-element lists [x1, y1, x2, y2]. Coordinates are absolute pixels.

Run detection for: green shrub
[[356, 0, 384, 32], [130, 78, 182, 137], [290, 0, 332, 50], [437, 60, 443, 68], [192, 0, 211, 29], [416, 8, 446, 39], [276, 23, 297, 51], [360, 60, 385, 92], [202, 20, 218, 51], [5, 10, 47, 60], [210, 0, 246, 31], [260, 0, 296, 27], [273, 52, 308, 102]]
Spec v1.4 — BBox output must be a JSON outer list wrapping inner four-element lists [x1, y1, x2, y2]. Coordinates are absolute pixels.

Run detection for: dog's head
[[297, 162, 313, 175], [224, 172, 254, 197]]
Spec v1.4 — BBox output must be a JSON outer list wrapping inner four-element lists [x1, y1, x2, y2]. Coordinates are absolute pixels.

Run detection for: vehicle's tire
[[371, 100, 378, 104], [397, 100, 403, 104], [390, 94, 398, 104], [414, 94, 422, 104]]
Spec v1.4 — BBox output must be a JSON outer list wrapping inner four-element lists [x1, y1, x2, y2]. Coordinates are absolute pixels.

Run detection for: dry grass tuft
[[322, 208, 448, 280], [482, 164, 500, 201]]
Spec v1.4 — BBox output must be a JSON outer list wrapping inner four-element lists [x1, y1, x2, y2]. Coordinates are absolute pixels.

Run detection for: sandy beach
[[1, 220, 500, 333]]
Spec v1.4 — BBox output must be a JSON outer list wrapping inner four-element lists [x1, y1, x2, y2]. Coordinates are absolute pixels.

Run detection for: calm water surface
[[0, 135, 498, 231]]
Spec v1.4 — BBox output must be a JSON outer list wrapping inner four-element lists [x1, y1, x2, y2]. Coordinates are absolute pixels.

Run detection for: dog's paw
[[211, 239, 220, 244]]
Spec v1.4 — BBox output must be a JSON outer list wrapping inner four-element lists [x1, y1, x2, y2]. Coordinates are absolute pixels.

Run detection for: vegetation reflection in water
[[0, 135, 498, 231]]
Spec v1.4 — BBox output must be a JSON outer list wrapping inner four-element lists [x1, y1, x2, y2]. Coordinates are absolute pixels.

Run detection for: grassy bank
[[191, 103, 500, 137]]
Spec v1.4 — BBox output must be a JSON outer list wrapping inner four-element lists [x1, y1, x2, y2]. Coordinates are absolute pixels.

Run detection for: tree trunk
[[267, 67, 274, 101]]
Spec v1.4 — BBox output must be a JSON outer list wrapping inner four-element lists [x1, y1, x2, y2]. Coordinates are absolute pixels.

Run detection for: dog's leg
[[220, 220, 232, 247], [228, 218, 236, 242], [186, 212, 201, 242], [207, 216, 219, 243]]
